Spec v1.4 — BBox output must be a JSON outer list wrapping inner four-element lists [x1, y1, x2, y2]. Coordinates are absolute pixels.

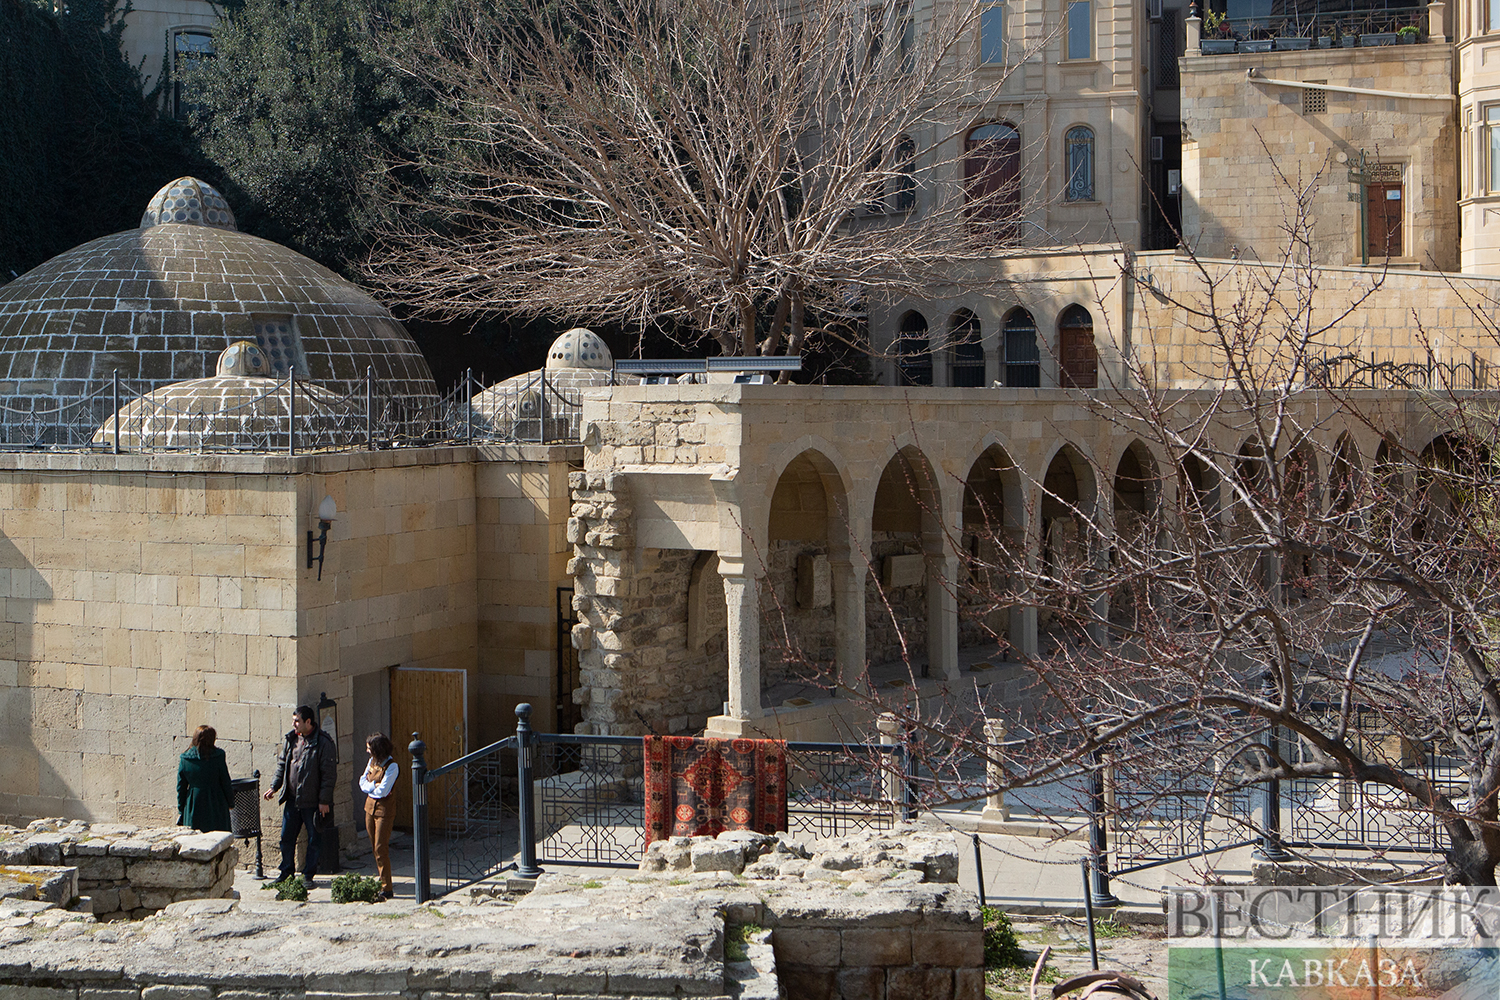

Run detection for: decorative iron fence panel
[[422, 736, 521, 896], [528, 735, 909, 868]]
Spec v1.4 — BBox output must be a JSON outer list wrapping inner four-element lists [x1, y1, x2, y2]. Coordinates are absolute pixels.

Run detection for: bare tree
[[365, 0, 1054, 358], [750, 166, 1500, 885]]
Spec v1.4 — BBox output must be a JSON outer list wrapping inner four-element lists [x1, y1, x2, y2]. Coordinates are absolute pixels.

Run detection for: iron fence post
[[465, 368, 473, 444], [902, 727, 919, 821], [409, 733, 430, 902], [515, 703, 543, 879], [111, 370, 120, 455], [1087, 742, 1121, 907], [288, 372, 296, 457], [366, 366, 374, 450], [1257, 675, 1290, 861]]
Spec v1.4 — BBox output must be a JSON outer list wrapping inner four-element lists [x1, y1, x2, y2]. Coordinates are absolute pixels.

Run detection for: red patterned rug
[[643, 736, 788, 844]]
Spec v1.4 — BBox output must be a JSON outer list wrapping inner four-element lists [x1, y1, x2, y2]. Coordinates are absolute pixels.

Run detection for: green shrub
[[330, 873, 384, 903], [264, 876, 308, 902], [982, 906, 1026, 968], [725, 923, 764, 963]]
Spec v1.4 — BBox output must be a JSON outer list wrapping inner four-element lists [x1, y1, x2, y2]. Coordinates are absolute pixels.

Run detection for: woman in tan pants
[[359, 733, 398, 900]]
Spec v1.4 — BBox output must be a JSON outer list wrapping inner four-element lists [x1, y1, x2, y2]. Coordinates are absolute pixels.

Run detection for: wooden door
[[388, 668, 467, 831], [1367, 182, 1403, 258], [1058, 307, 1097, 389]]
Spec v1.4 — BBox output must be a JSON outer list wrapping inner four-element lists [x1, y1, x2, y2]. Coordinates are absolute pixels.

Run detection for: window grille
[[1302, 85, 1326, 115]]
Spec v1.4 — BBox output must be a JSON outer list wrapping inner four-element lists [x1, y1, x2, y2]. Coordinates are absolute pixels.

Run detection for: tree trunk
[[1446, 839, 1498, 886]]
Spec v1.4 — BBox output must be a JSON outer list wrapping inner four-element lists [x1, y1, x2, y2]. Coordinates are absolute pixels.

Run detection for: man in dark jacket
[[263, 705, 337, 885]]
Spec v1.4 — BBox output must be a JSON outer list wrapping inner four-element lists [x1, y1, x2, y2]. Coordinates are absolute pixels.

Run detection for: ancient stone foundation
[[0, 819, 238, 920], [0, 829, 981, 1000]]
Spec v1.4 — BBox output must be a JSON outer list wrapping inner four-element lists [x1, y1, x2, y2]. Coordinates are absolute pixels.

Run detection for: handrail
[[424, 735, 519, 780]]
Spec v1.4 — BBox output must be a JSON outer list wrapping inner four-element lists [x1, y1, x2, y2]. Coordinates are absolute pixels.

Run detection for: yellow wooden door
[[388, 668, 467, 831]]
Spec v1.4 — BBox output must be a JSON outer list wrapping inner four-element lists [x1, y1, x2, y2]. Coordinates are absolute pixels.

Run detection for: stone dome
[[0, 202, 437, 414], [469, 367, 633, 440], [545, 328, 612, 371], [216, 341, 270, 377], [140, 177, 238, 231], [93, 375, 357, 451]]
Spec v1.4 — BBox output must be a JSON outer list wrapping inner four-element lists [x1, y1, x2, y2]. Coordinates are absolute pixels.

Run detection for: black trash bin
[[230, 770, 266, 878]]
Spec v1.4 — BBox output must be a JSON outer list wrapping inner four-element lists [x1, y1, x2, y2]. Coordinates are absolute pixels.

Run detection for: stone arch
[[1179, 450, 1220, 524], [1112, 439, 1160, 531], [1416, 432, 1489, 542], [866, 444, 945, 674], [760, 449, 852, 704], [948, 308, 985, 387], [1056, 304, 1098, 389], [1038, 442, 1099, 632], [960, 443, 1024, 654], [1001, 307, 1041, 387], [896, 310, 932, 386], [1327, 433, 1362, 590]]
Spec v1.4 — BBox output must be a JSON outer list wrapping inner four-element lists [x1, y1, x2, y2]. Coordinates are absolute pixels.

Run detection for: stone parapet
[[0, 819, 238, 920]]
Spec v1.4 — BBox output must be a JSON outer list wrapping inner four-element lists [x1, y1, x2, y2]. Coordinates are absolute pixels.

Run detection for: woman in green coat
[[178, 725, 234, 832]]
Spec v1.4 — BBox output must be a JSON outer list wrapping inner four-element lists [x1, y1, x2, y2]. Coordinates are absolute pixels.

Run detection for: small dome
[[469, 368, 634, 439], [93, 376, 357, 451], [545, 328, 613, 371], [217, 341, 270, 377], [140, 177, 238, 231]]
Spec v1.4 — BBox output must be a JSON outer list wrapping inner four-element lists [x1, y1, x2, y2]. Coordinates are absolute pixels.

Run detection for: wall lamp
[[307, 495, 338, 580]]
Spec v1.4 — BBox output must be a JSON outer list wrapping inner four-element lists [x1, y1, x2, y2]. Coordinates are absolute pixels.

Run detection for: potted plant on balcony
[[1317, 23, 1336, 47], [1275, 24, 1312, 50], [1397, 24, 1420, 42], [1360, 20, 1398, 44], [1201, 10, 1238, 53]]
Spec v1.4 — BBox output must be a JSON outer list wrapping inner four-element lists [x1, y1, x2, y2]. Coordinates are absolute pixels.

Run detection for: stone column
[[925, 551, 960, 680], [980, 718, 1010, 823], [1186, 11, 1201, 53], [1427, 1, 1446, 42], [721, 563, 763, 720], [834, 557, 866, 691]]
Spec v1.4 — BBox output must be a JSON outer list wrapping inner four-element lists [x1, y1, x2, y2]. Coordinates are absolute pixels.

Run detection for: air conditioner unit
[[1151, 136, 1164, 161], [1148, 0, 1162, 19]]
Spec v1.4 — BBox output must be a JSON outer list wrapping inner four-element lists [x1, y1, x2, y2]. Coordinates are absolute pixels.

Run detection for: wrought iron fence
[[1309, 352, 1490, 392], [1201, 5, 1427, 48], [0, 368, 589, 453], [408, 706, 913, 899]]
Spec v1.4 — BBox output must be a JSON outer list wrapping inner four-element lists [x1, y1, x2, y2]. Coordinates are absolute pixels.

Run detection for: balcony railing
[[1193, 5, 1430, 53]]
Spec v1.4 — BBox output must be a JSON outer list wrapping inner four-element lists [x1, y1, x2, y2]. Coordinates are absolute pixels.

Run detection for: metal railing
[[1308, 351, 1490, 391], [407, 704, 914, 900], [1197, 5, 1428, 49], [0, 368, 590, 453]]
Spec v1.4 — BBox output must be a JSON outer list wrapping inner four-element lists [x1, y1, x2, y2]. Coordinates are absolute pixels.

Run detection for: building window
[[1064, 126, 1094, 201], [896, 311, 933, 385], [897, 2, 914, 71], [172, 29, 214, 121], [253, 315, 306, 377], [981, 2, 1005, 63], [1066, 0, 1092, 59], [1491, 0, 1500, 33], [949, 310, 985, 387], [1486, 106, 1500, 193], [1058, 305, 1097, 388], [1002, 308, 1040, 387], [965, 122, 1021, 237], [892, 136, 917, 212]]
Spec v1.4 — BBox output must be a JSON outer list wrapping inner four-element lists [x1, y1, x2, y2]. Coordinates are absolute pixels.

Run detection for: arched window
[[1058, 305, 1097, 388], [1065, 126, 1094, 201], [964, 123, 1021, 238], [896, 311, 933, 386], [892, 136, 917, 212], [1002, 308, 1040, 387], [948, 310, 985, 387], [172, 29, 214, 120]]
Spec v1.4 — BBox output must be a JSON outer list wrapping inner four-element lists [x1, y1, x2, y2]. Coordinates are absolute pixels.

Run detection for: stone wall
[[1181, 46, 1457, 270], [866, 532, 927, 669], [760, 539, 838, 695], [567, 470, 638, 735], [1, 819, 237, 920], [0, 448, 486, 840], [474, 446, 579, 740]]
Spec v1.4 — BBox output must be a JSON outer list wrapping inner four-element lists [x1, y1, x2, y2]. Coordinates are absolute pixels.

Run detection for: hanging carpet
[[643, 736, 788, 844]]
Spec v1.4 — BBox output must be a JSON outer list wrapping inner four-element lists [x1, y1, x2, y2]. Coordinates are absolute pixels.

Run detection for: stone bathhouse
[[0, 175, 1493, 844]]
